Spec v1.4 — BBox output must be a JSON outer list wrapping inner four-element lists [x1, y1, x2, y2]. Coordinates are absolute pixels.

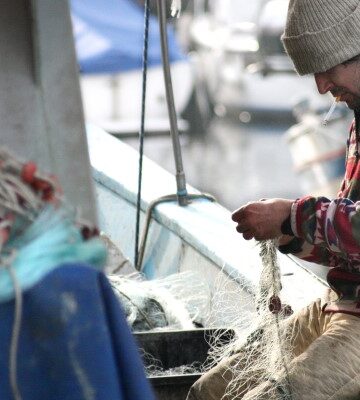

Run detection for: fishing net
[[108, 239, 297, 396], [107, 236, 297, 395], [203, 240, 295, 400], [0, 148, 105, 301], [140, 346, 204, 378], [108, 270, 211, 332], [0, 147, 106, 400]]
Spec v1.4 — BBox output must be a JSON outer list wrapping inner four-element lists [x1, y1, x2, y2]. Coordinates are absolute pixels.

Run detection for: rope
[[1, 252, 24, 400], [135, 0, 151, 268]]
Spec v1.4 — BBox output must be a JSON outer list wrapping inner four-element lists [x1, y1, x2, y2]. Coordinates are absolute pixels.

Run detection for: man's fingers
[[243, 231, 254, 241], [231, 207, 244, 222], [236, 223, 248, 233], [236, 224, 257, 240], [232, 198, 293, 240]]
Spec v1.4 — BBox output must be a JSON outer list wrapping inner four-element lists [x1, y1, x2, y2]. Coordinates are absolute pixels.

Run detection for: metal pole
[[156, 0, 188, 206]]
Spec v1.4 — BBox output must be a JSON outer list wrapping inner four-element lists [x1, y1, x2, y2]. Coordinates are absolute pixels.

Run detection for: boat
[[1, 1, 330, 399], [87, 124, 329, 399], [189, 0, 331, 120], [71, 0, 195, 136], [88, 123, 327, 312]]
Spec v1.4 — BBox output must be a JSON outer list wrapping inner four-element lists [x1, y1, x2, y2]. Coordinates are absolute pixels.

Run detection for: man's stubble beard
[[346, 95, 360, 110]]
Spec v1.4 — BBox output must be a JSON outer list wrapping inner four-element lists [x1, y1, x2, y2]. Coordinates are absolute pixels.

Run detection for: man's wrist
[[278, 237, 304, 254]]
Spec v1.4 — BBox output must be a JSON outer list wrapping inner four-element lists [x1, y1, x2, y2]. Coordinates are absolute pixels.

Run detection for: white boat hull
[[80, 61, 193, 133], [88, 125, 328, 327]]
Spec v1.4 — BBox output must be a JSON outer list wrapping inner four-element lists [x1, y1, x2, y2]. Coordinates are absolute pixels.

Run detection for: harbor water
[[124, 116, 303, 212]]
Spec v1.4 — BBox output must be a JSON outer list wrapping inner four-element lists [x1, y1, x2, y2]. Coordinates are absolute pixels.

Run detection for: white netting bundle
[[108, 270, 211, 332], [140, 345, 204, 378], [109, 240, 297, 397], [204, 240, 294, 400]]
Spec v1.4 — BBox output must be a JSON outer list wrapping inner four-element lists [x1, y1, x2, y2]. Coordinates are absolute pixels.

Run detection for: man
[[187, 0, 360, 399]]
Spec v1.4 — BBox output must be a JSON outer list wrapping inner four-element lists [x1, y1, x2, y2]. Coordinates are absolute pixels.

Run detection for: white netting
[[140, 346, 204, 377], [203, 240, 294, 399], [109, 240, 296, 398], [108, 270, 211, 332]]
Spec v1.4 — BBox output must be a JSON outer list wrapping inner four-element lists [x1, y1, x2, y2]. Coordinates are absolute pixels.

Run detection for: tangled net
[[205, 240, 295, 400], [108, 237, 297, 396], [140, 347, 204, 377], [109, 270, 211, 332]]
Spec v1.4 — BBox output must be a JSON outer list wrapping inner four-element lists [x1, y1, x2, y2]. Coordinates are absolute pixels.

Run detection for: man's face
[[314, 62, 360, 110]]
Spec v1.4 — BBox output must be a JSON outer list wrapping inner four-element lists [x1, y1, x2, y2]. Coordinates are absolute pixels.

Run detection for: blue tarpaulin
[[71, 0, 185, 74], [0, 264, 155, 400]]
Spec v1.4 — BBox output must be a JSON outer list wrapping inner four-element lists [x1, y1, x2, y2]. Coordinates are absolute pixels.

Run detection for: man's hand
[[231, 198, 294, 241]]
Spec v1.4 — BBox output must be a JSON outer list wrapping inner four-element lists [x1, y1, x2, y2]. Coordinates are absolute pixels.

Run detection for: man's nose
[[314, 73, 333, 94]]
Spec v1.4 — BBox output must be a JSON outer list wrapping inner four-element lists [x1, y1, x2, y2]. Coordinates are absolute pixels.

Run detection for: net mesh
[[108, 270, 211, 332], [109, 240, 296, 398], [204, 240, 294, 399]]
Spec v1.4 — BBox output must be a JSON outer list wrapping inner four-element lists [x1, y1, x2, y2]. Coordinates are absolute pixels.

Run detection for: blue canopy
[[71, 0, 185, 74]]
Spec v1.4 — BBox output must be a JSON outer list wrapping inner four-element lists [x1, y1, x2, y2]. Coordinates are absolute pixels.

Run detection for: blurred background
[[71, 0, 353, 211]]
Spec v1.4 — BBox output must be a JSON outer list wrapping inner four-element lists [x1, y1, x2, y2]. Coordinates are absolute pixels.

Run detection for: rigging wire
[[135, 0, 150, 268]]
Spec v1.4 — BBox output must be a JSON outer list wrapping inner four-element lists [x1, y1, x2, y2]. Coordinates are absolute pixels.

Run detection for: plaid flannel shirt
[[286, 120, 360, 315]]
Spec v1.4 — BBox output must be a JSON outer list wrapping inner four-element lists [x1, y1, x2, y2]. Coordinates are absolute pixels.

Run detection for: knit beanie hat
[[281, 0, 360, 75]]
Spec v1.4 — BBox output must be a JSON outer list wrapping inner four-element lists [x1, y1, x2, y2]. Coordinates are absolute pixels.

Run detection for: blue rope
[[0, 207, 106, 303], [135, 0, 150, 267]]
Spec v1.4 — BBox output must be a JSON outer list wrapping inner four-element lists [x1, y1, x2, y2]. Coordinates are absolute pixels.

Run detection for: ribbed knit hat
[[281, 0, 360, 75]]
